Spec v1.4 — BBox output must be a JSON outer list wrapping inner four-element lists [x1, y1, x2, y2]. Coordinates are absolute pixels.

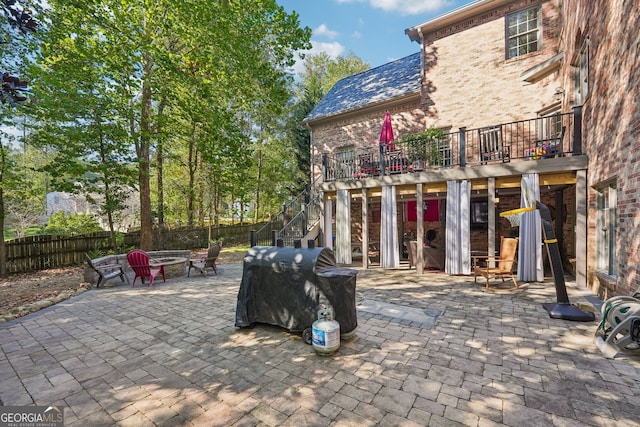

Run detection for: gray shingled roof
[[304, 52, 421, 123]]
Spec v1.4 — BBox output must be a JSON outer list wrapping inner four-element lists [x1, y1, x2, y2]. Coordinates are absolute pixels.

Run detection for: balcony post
[[302, 203, 308, 233], [572, 106, 582, 155], [379, 143, 385, 175], [458, 127, 467, 167], [322, 153, 328, 181]]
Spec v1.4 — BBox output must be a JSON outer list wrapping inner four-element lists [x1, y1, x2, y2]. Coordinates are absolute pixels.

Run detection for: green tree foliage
[[44, 211, 102, 236], [287, 52, 369, 190], [27, 0, 311, 249], [1, 0, 40, 275], [298, 52, 369, 97], [5, 139, 47, 238]]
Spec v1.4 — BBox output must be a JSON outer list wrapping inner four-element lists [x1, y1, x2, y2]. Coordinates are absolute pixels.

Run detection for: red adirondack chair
[[126, 249, 166, 287]]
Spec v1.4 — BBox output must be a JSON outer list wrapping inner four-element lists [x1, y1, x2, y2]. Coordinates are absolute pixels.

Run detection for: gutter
[[405, 0, 510, 42]]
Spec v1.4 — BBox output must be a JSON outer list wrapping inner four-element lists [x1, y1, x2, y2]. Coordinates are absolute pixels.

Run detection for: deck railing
[[322, 108, 581, 182], [250, 182, 322, 247]]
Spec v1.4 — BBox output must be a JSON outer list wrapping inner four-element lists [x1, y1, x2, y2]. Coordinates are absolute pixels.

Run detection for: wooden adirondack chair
[[126, 249, 165, 287], [188, 243, 221, 277], [84, 253, 128, 288]]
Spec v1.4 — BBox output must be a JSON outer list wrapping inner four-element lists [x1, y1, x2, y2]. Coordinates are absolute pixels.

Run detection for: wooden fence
[[4, 223, 264, 275]]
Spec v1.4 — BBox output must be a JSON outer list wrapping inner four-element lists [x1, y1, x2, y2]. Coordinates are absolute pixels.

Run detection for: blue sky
[[278, 0, 471, 73]]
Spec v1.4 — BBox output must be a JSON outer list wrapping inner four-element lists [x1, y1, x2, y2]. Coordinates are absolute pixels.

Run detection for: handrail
[[322, 110, 580, 182], [251, 176, 323, 247], [277, 187, 322, 247]]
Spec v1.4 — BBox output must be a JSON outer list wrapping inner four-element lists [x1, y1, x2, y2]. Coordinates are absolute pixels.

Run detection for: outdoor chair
[[478, 125, 510, 163], [126, 249, 166, 287], [84, 253, 128, 288], [188, 243, 221, 277], [408, 241, 445, 271], [473, 237, 518, 290]]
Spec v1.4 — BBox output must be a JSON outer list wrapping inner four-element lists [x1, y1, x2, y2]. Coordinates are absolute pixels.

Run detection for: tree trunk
[[0, 139, 7, 277], [0, 186, 6, 277], [254, 146, 263, 223], [187, 122, 198, 226], [156, 95, 167, 227], [138, 53, 154, 251]]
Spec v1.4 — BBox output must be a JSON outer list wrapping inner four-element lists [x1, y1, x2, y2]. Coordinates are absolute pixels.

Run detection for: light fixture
[[423, 200, 430, 211], [553, 87, 564, 102]]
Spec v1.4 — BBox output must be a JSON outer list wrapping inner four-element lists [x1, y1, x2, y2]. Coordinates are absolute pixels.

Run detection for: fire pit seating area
[[84, 250, 190, 286]]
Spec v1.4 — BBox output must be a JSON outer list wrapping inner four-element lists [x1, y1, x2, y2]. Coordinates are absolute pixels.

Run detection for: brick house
[[304, 0, 639, 298]]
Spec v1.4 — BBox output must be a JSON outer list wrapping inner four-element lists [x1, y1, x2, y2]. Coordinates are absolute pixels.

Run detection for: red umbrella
[[379, 111, 396, 150]]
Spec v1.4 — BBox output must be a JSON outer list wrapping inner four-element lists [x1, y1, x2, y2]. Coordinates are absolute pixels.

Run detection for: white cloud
[[336, 0, 453, 15], [314, 23, 339, 39], [351, 30, 362, 39], [310, 40, 346, 59], [289, 41, 346, 75]]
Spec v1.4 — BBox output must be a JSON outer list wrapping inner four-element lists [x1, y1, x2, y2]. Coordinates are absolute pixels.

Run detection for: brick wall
[[421, 0, 563, 130], [562, 0, 640, 296]]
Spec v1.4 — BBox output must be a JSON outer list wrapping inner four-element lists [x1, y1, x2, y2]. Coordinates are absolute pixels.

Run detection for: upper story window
[[573, 38, 589, 105], [506, 6, 541, 59]]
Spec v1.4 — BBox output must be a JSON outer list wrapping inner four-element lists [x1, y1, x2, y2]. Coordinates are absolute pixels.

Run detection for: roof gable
[[304, 52, 421, 123]]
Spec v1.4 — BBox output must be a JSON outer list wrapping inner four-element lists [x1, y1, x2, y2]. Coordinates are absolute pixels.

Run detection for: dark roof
[[304, 52, 421, 123]]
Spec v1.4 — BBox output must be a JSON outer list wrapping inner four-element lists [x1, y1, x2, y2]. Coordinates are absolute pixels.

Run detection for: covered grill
[[235, 245, 357, 338]]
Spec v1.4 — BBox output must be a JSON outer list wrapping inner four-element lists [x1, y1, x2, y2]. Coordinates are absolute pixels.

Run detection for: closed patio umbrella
[[379, 111, 396, 150]]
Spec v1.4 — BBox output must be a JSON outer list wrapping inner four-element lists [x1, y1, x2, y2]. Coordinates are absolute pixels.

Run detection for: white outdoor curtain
[[323, 198, 333, 249], [518, 174, 543, 281], [380, 185, 399, 268], [445, 180, 471, 275], [335, 189, 352, 265]]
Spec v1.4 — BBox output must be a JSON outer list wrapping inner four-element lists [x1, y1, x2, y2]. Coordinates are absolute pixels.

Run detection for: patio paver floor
[[1, 263, 639, 426]]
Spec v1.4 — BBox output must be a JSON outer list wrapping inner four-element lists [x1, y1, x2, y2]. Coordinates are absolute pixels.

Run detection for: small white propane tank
[[311, 306, 340, 356]]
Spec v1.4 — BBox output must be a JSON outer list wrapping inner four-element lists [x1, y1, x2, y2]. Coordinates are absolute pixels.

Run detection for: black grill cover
[[235, 246, 357, 334]]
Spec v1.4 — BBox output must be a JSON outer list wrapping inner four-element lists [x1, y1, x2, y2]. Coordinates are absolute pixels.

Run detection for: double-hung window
[[573, 38, 589, 105], [595, 182, 617, 276], [506, 6, 541, 59]]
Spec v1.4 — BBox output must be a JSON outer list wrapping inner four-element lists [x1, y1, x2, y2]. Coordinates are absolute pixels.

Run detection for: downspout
[[417, 27, 425, 84], [303, 121, 315, 184], [305, 121, 324, 245]]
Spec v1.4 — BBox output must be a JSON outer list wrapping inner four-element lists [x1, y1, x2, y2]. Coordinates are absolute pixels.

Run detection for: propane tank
[[312, 305, 340, 356]]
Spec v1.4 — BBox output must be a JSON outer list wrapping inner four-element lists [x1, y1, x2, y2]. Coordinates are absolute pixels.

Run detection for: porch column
[[335, 189, 352, 265], [416, 184, 424, 273], [362, 188, 369, 269], [445, 180, 471, 275], [380, 185, 399, 268], [575, 169, 587, 287], [488, 178, 496, 265], [323, 198, 333, 249]]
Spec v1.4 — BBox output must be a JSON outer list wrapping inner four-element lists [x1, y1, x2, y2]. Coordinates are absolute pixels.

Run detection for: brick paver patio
[[1, 263, 639, 426]]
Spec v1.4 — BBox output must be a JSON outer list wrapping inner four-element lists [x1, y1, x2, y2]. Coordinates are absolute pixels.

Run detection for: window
[[573, 39, 589, 105], [537, 110, 563, 140], [596, 182, 616, 276], [471, 200, 489, 229], [506, 6, 541, 59]]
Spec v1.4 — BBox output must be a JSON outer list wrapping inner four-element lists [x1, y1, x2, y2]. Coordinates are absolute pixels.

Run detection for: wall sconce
[[553, 87, 564, 102], [423, 200, 430, 212]]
